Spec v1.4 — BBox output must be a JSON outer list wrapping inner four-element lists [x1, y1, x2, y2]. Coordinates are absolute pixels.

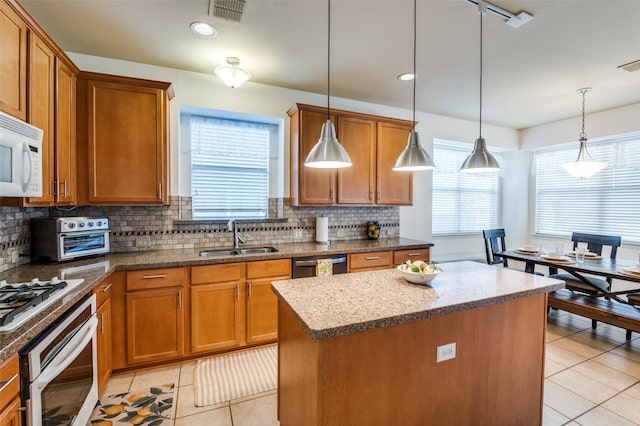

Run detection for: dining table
[[495, 249, 640, 304]]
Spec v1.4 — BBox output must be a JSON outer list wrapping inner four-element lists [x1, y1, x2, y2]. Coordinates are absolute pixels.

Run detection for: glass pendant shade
[[459, 138, 500, 173], [393, 131, 435, 171], [561, 137, 607, 178], [304, 120, 352, 168], [215, 57, 251, 88]]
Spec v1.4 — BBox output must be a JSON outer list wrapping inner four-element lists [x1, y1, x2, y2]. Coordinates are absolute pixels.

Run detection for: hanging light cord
[[478, 6, 483, 139], [580, 90, 587, 139], [412, 0, 417, 130], [327, 0, 331, 121]]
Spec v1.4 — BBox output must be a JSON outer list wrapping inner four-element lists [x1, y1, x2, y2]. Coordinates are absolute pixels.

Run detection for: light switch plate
[[437, 342, 456, 363]]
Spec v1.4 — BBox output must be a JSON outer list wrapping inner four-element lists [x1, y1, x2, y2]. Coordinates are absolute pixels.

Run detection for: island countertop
[[271, 260, 564, 340]]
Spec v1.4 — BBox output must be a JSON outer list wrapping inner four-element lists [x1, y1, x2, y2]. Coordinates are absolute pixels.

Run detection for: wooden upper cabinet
[[289, 107, 336, 205], [376, 121, 413, 205], [337, 116, 376, 204], [288, 103, 414, 206], [0, 0, 27, 120], [54, 58, 76, 205], [77, 72, 172, 205]]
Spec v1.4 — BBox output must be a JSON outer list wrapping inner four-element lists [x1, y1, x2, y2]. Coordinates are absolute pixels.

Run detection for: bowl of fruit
[[397, 260, 443, 285]]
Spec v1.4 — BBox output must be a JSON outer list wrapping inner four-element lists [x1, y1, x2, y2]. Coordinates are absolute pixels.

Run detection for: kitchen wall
[[0, 206, 48, 272]]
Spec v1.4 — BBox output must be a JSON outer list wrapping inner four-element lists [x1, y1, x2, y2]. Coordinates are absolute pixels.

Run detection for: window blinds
[[190, 115, 271, 220], [432, 142, 501, 235], [534, 135, 640, 242]]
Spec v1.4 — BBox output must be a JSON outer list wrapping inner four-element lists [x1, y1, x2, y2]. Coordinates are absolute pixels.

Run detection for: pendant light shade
[[393, 0, 434, 172], [460, 2, 500, 174], [215, 57, 251, 88], [561, 88, 607, 178], [304, 0, 352, 169]]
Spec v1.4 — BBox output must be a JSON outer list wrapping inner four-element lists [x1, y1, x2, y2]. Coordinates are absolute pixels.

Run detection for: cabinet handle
[[102, 283, 112, 292], [235, 285, 239, 300], [0, 373, 18, 393], [407, 253, 422, 257], [177, 290, 182, 308], [142, 274, 167, 279], [63, 178, 67, 199], [100, 312, 105, 335], [248, 281, 252, 299], [377, 191, 381, 200], [365, 256, 380, 261], [158, 182, 162, 199]]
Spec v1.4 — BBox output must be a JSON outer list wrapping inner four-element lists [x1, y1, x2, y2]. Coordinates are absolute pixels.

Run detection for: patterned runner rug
[[194, 344, 277, 407], [88, 383, 175, 426]]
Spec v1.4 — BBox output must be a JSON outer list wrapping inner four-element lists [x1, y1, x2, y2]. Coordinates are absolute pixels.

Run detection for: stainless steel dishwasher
[[292, 254, 348, 278]]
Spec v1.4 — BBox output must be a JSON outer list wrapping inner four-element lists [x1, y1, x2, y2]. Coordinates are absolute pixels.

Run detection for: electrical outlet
[[437, 342, 456, 363], [336, 229, 346, 238], [11, 251, 19, 263], [135, 236, 151, 247], [294, 229, 303, 239]]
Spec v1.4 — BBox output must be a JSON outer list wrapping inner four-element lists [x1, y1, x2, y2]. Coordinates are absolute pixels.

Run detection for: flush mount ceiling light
[[214, 57, 251, 88], [460, 1, 500, 174], [393, 0, 434, 172], [190, 21, 217, 37], [561, 88, 607, 178], [304, 0, 352, 169]]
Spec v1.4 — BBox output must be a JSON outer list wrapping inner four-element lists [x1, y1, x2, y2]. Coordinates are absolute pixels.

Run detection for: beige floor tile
[[592, 352, 640, 379], [174, 406, 233, 426], [546, 322, 582, 342], [545, 358, 566, 377], [547, 312, 592, 330], [574, 406, 637, 426], [179, 362, 195, 387], [543, 380, 595, 419], [230, 393, 279, 426], [230, 389, 277, 405], [175, 384, 229, 418], [586, 322, 632, 343], [546, 343, 588, 367], [602, 389, 640, 424], [550, 332, 617, 359], [542, 405, 570, 426], [101, 373, 134, 398], [130, 365, 181, 390], [612, 341, 640, 364], [572, 360, 639, 391], [548, 369, 619, 404]]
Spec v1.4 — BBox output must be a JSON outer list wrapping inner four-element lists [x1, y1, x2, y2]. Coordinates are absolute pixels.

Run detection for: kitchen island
[[271, 261, 564, 426]]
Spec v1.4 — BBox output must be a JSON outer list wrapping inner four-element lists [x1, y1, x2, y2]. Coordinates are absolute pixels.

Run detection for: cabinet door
[[54, 58, 76, 205], [126, 287, 184, 365], [86, 79, 168, 204], [25, 31, 55, 206], [0, 1, 27, 120], [293, 109, 336, 205], [191, 282, 243, 353], [337, 116, 376, 204], [96, 298, 112, 395], [0, 398, 21, 426], [376, 122, 413, 205]]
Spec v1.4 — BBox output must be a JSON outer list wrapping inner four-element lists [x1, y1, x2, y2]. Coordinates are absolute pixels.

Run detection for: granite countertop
[[0, 238, 432, 363], [271, 260, 565, 340]]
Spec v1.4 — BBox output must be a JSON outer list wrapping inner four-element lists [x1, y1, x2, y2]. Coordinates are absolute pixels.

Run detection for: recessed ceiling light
[[190, 21, 218, 37], [397, 73, 415, 81]]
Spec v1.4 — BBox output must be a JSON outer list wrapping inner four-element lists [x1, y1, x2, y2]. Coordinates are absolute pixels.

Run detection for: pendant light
[[304, 0, 352, 169], [215, 57, 251, 88], [393, 0, 435, 172], [561, 88, 607, 178], [460, 2, 500, 174]]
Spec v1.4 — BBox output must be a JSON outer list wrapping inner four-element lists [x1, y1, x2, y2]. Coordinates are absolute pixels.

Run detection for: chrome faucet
[[228, 219, 247, 249]]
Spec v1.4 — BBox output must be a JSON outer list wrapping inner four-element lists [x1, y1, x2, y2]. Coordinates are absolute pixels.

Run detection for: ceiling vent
[[618, 59, 640, 72], [209, 0, 246, 22]]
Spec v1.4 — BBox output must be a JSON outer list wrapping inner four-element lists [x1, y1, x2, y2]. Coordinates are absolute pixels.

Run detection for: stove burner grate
[[0, 281, 68, 327]]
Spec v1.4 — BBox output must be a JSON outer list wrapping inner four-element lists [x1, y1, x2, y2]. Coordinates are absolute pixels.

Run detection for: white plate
[[540, 254, 573, 262], [516, 247, 538, 254], [566, 251, 600, 259], [620, 266, 640, 275]]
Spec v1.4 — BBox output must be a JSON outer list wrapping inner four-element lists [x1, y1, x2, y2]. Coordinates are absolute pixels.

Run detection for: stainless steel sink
[[199, 246, 279, 257]]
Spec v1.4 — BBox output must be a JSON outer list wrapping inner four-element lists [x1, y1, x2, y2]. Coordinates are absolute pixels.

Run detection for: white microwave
[[0, 111, 43, 197]]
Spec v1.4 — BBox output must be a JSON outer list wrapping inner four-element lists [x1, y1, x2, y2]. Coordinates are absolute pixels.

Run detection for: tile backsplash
[[0, 197, 399, 272]]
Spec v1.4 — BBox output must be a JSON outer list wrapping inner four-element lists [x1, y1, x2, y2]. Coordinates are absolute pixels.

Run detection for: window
[[534, 134, 640, 242], [186, 114, 277, 220], [432, 140, 501, 235]]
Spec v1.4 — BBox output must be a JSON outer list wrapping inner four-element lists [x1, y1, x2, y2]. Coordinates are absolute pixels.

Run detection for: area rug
[[88, 383, 175, 426], [194, 344, 277, 407]]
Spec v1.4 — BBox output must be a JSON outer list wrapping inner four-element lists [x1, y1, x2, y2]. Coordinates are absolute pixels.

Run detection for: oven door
[[25, 297, 98, 426], [58, 230, 110, 260]]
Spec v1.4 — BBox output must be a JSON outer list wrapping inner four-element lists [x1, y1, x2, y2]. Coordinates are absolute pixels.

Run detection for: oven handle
[[33, 316, 98, 391]]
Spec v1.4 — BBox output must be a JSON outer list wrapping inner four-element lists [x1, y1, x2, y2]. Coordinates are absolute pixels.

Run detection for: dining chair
[[482, 229, 543, 275]]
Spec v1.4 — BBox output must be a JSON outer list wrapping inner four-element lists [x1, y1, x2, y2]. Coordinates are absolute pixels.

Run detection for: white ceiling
[[20, 0, 640, 130]]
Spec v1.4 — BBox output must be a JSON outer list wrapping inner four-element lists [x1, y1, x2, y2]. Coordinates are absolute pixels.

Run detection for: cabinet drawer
[[93, 276, 113, 306], [0, 355, 19, 412], [349, 251, 393, 270], [393, 248, 430, 265], [192, 263, 246, 285], [127, 267, 186, 291], [247, 259, 291, 279]]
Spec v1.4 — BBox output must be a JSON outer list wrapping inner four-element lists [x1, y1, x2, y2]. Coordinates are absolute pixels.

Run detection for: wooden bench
[[548, 289, 640, 341]]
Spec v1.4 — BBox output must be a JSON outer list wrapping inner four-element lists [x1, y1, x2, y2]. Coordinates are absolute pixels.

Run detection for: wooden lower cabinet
[[348, 251, 393, 272], [0, 355, 21, 426], [393, 248, 431, 265], [0, 398, 21, 426], [95, 297, 112, 395]]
